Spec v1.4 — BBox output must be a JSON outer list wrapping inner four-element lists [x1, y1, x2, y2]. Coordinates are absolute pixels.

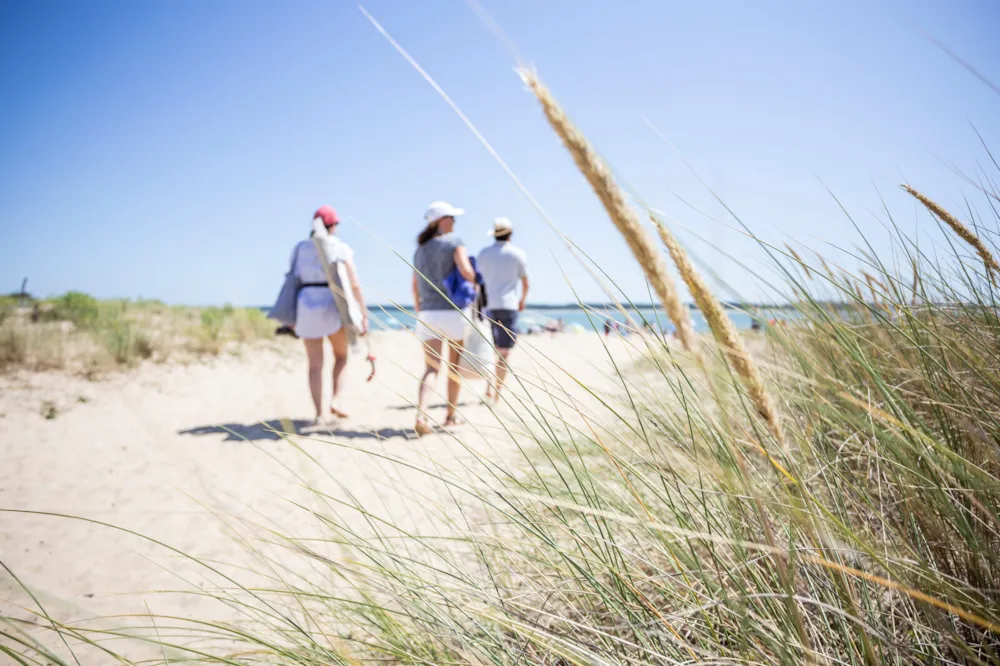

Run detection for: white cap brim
[[424, 202, 465, 223]]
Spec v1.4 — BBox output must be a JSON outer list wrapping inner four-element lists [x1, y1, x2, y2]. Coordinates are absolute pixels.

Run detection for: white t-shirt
[[477, 241, 528, 311], [291, 237, 354, 338], [293, 237, 353, 284]]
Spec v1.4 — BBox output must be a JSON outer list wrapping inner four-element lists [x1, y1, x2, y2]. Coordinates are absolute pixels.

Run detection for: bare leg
[[303, 337, 324, 420], [328, 329, 349, 418], [444, 339, 464, 425], [416, 338, 443, 435], [492, 348, 512, 402]]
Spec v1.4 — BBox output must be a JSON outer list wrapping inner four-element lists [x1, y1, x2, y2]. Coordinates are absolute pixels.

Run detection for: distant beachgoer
[[477, 218, 529, 403], [604, 319, 611, 336], [413, 201, 477, 436], [291, 206, 368, 423]]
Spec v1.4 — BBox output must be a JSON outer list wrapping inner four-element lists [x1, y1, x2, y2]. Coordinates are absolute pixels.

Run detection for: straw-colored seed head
[[651, 214, 786, 448], [520, 67, 784, 448], [519, 68, 700, 359], [816, 254, 837, 283], [785, 243, 813, 281], [861, 270, 885, 303], [904, 185, 1000, 283]]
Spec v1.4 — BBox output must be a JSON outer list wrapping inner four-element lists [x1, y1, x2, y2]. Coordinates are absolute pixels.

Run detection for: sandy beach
[[1, 328, 641, 649]]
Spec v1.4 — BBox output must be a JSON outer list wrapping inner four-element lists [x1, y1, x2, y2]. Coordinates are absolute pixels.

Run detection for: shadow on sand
[[178, 420, 311, 441], [387, 401, 476, 411], [178, 421, 438, 442]]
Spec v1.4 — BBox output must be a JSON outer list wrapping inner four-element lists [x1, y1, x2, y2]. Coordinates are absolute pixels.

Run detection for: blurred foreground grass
[[0, 291, 277, 375], [4, 72, 1000, 666]]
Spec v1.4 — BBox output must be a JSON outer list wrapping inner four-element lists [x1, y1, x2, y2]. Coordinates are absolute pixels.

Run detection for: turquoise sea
[[364, 305, 794, 334]]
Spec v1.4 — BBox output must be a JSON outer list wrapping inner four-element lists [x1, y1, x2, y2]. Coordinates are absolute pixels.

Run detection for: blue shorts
[[488, 309, 518, 349]]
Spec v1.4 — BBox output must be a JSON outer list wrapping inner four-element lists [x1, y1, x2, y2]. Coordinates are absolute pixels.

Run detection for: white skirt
[[295, 287, 343, 340], [416, 308, 469, 342]]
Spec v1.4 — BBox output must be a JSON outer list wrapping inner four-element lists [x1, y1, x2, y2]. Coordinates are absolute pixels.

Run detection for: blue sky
[[1, 0, 998, 306]]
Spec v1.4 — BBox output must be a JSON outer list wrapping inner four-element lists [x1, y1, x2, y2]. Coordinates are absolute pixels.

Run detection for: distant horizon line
[[2, 290, 803, 311], [362, 301, 797, 312]]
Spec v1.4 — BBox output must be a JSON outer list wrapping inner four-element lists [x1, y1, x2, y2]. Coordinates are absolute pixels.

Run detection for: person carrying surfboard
[[289, 206, 368, 423]]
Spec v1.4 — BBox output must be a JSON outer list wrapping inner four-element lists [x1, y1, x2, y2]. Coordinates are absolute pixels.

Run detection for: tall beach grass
[[4, 80, 1000, 666]]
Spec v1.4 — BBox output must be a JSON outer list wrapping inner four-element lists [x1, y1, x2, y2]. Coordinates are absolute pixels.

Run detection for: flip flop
[[443, 414, 466, 428]]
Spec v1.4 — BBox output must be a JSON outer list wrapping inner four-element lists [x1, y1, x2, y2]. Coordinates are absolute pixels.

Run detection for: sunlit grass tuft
[[0, 295, 279, 375]]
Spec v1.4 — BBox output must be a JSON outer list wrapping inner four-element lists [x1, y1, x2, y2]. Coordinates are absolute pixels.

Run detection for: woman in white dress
[[292, 206, 368, 422]]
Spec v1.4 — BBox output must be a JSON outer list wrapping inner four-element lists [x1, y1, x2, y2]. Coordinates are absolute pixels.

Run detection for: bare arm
[[519, 275, 530, 311], [454, 246, 476, 282], [412, 272, 421, 313], [345, 258, 368, 333]]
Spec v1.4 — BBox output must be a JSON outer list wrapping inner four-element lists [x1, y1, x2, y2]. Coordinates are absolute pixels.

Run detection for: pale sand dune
[[0, 329, 652, 652]]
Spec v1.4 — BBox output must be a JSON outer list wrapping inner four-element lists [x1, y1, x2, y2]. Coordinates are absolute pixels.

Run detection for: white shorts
[[295, 288, 343, 340], [416, 309, 469, 342]]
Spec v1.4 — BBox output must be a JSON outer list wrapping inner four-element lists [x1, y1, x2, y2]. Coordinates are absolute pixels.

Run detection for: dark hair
[[494, 231, 512, 242], [417, 220, 439, 246]]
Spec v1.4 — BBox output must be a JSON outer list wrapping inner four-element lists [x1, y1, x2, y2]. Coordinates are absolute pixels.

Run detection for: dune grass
[[0, 292, 277, 375], [4, 80, 1000, 666]]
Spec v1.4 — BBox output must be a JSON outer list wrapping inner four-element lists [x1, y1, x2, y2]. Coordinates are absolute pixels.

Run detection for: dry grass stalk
[[785, 243, 812, 280], [518, 69, 701, 360], [861, 270, 885, 303], [650, 213, 787, 448], [817, 254, 838, 283], [904, 184, 1000, 283]]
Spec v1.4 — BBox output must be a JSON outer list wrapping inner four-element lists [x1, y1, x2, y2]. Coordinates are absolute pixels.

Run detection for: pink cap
[[314, 205, 340, 227]]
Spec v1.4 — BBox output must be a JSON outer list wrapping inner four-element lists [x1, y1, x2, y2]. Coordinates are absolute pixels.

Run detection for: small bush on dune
[[228, 307, 275, 342], [94, 305, 154, 366], [43, 291, 101, 328], [199, 307, 227, 342], [0, 324, 67, 372], [188, 305, 274, 353]]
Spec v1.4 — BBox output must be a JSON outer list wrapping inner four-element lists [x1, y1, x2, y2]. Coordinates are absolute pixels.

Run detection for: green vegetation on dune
[[0, 293, 278, 374]]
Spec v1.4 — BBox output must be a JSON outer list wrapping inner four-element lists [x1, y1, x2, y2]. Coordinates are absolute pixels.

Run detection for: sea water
[[365, 305, 793, 334]]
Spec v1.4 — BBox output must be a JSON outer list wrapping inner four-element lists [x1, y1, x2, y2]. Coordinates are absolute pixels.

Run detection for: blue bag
[[443, 256, 482, 310]]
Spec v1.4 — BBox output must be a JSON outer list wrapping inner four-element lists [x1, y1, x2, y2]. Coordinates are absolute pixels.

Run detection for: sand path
[[1, 329, 643, 649]]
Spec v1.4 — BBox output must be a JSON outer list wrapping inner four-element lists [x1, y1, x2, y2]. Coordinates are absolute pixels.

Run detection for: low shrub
[[0, 293, 274, 373], [44, 291, 101, 328]]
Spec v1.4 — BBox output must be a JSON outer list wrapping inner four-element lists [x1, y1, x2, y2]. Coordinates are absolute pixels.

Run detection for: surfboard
[[311, 218, 364, 349]]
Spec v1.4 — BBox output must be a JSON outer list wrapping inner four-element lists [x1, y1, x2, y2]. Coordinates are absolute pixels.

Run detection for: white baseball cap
[[424, 201, 465, 224], [488, 217, 514, 237]]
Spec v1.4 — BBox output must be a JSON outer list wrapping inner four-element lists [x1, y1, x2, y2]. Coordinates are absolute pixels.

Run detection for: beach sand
[[0, 328, 651, 656]]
